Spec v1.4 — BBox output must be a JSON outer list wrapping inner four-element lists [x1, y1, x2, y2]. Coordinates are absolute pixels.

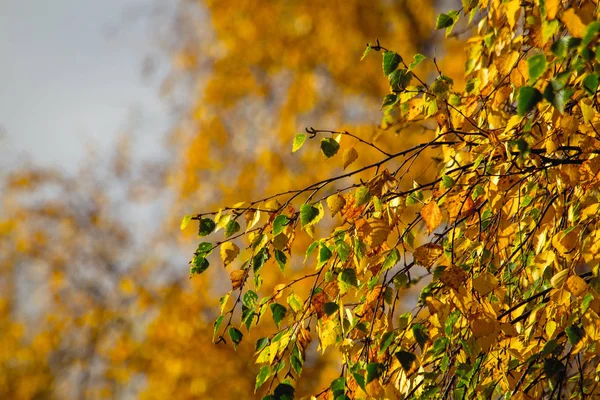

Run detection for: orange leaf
[[413, 243, 443, 270], [230, 270, 246, 290], [421, 201, 442, 233]]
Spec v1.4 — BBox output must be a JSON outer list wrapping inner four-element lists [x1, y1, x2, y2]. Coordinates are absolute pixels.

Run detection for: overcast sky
[[0, 0, 170, 174]]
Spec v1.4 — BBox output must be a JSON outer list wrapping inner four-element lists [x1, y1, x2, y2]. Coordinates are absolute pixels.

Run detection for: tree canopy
[[189, 0, 600, 398]]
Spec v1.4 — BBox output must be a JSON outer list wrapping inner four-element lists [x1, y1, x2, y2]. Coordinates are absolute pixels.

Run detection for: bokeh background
[[0, 0, 463, 398]]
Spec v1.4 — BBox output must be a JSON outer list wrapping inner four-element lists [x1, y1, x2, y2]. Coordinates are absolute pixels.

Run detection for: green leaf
[[361, 43, 372, 61], [190, 256, 209, 275], [198, 218, 216, 236], [366, 362, 383, 383], [443, 10, 460, 36], [224, 220, 241, 238], [255, 337, 269, 353], [287, 293, 303, 313], [320, 138, 340, 158], [395, 350, 417, 372], [379, 331, 397, 354], [339, 268, 358, 290], [381, 93, 398, 109], [409, 53, 426, 70], [318, 244, 332, 266], [540, 339, 558, 358], [228, 327, 243, 349], [330, 377, 346, 396], [255, 366, 271, 393], [383, 51, 402, 76], [305, 241, 319, 262], [432, 337, 449, 355], [527, 54, 547, 82], [243, 290, 259, 308], [583, 73, 598, 95], [583, 293, 594, 314], [335, 240, 351, 262], [389, 69, 413, 91], [213, 315, 224, 342], [252, 249, 269, 273], [274, 383, 295, 400], [517, 86, 543, 116], [382, 248, 400, 271], [272, 215, 289, 236], [352, 371, 366, 391], [543, 81, 573, 114], [354, 186, 371, 206], [242, 305, 254, 331], [582, 21, 600, 47], [292, 133, 307, 152], [291, 346, 303, 375], [441, 175, 455, 189], [551, 37, 570, 58], [300, 204, 320, 227], [566, 325, 585, 346], [196, 242, 212, 257], [180, 215, 192, 230], [435, 13, 455, 29], [412, 323, 429, 350], [324, 302, 339, 316], [275, 250, 287, 273], [270, 303, 287, 328]]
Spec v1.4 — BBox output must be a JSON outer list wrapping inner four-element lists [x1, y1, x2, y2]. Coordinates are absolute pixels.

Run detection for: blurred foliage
[[0, 0, 449, 398]]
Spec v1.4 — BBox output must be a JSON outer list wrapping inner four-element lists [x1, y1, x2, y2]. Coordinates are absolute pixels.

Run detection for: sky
[[0, 0, 170, 174]]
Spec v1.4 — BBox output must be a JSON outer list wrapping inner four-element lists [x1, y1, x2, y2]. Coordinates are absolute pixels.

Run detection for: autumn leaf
[[220, 242, 240, 266], [440, 266, 468, 290], [326, 194, 346, 216], [565, 275, 588, 297], [413, 243, 443, 270], [421, 201, 442, 233], [230, 269, 246, 290], [342, 147, 358, 170]]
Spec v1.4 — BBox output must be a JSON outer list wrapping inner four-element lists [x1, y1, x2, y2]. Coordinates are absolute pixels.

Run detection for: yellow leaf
[[366, 380, 385, 398], [342, 147, 358, 170], [472, 272, 499, 296], [245, 209, 261, 232], [326, 194, 346, 216], [505, 0, 521, 29], [561, 9, 586, 38], [366, 218, 390, 247], [581, 203, 599, 221], [565, 275, 588, 297], [470, 313, 497, 338], [220, 242, 240, 266], [545, 319, 557, 338], [552, 228, 579, 256], [580, 100, 594, 124], [180, 215, 192, 230], [446, 194, 475, 223], [273, 233, 289, 250], [413, 243, 444, 270], [550, 269, 569, 289], [545, 0, 560, 20], [440, 266, 468, 290], [230, 269, 246, 290], [317, 318, 338, 353], [421, 201, 442, 233], [272, 284, 286, 300]]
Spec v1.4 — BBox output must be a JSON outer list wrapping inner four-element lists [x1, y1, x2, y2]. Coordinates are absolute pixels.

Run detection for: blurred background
[[0, 0, 462, 398]]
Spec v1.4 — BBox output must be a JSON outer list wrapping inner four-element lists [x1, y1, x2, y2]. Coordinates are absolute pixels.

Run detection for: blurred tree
[[0, 0, 443, 398]]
